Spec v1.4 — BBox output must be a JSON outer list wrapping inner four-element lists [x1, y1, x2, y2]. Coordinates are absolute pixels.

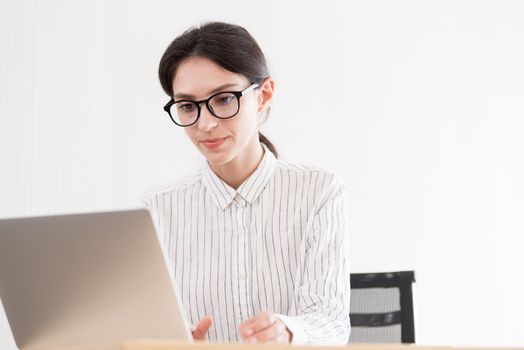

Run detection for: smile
[[201, 137, 228, 149]]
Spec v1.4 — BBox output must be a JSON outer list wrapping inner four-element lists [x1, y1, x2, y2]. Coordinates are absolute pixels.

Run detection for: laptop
[[0, 209, 193, 350]]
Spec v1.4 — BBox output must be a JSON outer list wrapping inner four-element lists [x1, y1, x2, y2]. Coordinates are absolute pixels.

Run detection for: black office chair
[[348, 271, 416, 344]]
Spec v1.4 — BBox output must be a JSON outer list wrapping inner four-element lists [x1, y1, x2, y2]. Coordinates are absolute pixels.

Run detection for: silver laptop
[[0, 209, 192, 350]]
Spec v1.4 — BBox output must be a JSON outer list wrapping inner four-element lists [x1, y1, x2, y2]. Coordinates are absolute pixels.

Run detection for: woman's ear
[[257, 77, 275, 113]]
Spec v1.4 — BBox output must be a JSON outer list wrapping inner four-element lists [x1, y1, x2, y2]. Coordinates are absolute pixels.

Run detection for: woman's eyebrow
[[173, 83, 239, 100]]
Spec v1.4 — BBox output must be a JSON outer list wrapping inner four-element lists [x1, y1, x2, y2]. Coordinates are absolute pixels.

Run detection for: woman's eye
[[178, 103, 195, 112], [217, 96, 234, 105]]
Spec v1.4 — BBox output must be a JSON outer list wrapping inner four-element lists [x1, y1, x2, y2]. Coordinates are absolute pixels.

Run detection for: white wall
[[1, 0, 523, 347]]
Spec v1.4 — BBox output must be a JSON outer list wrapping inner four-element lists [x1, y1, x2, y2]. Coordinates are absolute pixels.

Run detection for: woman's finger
[[192, 315, 213, 340], [246, 321, 287, 343], [248, 312, 278, 333]]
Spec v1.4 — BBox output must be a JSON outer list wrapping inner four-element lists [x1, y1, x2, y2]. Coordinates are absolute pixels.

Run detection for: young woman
[[142, 22, 350, 345]]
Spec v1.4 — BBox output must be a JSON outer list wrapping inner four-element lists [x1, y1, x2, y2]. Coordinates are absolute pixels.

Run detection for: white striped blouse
[[141, 143, 351, 345]]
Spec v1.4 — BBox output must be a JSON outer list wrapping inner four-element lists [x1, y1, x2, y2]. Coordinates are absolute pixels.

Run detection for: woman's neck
[[209, 135, 264, 190]]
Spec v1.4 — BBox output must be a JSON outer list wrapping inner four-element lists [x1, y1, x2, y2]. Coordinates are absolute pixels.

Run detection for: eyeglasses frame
[[163, 82, 260, 127]]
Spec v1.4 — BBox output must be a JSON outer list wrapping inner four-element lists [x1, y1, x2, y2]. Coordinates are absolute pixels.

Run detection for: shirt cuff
[[275, 313, 308, 345]]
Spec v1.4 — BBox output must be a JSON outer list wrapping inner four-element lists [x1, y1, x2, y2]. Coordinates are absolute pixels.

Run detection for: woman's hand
[[192, 315, 213, 340], [238, 311, 292, 344]]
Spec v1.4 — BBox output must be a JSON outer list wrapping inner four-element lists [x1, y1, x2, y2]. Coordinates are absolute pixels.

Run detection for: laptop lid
[[0, 209, 192, 350]]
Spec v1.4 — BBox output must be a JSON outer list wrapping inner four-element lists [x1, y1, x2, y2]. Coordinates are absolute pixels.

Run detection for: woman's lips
[[201, 137, 228, 149]]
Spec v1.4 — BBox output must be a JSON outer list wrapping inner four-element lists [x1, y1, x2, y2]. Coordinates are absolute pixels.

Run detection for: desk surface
[[42, 339, 519, 350]]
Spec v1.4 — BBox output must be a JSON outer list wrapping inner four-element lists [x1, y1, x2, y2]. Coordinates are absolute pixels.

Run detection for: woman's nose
[[197, 105, 218, 131]]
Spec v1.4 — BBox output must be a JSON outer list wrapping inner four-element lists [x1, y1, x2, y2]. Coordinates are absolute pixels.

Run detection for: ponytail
[[259, 132, 278, 158]]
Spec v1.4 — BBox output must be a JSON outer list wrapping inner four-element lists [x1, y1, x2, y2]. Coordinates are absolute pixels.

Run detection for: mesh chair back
[[348, 271, 415, 344]]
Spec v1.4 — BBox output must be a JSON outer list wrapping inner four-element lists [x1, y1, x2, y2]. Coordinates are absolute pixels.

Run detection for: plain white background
[[1, 0, 523, 347]]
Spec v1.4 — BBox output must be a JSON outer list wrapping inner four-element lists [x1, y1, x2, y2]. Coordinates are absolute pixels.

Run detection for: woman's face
[[171, 56, 272, 166]]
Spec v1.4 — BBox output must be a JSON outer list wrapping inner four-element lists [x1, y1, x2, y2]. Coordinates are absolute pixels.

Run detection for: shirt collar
[[201, 143, 278, 210]]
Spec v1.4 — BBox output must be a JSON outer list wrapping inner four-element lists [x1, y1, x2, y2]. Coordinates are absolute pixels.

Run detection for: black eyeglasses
[[163, 83, 260, 127]]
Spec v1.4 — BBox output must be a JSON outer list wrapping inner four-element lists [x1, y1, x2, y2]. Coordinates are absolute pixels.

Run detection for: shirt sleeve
[[140, 192, 165, 244], [276, 176, 351, 345]]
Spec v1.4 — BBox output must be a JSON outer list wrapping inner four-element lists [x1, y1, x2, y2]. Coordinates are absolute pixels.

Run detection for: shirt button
[[234, 194, 247, 207]]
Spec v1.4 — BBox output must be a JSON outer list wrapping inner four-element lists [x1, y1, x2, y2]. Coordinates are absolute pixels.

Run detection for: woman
[[142, 22, 350, 345]]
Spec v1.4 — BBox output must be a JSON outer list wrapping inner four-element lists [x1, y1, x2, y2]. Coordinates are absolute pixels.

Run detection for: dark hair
[[158, 21, 278, 158]]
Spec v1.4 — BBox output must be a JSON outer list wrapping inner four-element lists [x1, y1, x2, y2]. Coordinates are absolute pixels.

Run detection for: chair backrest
[[348, 271, 415, 344]]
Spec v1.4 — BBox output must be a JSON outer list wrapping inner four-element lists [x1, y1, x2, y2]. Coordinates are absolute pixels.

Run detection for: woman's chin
[[200, 148, 233, 166]]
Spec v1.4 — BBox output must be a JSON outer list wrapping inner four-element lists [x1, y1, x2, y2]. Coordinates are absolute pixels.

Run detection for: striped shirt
[[141, 144, 351, 344]]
